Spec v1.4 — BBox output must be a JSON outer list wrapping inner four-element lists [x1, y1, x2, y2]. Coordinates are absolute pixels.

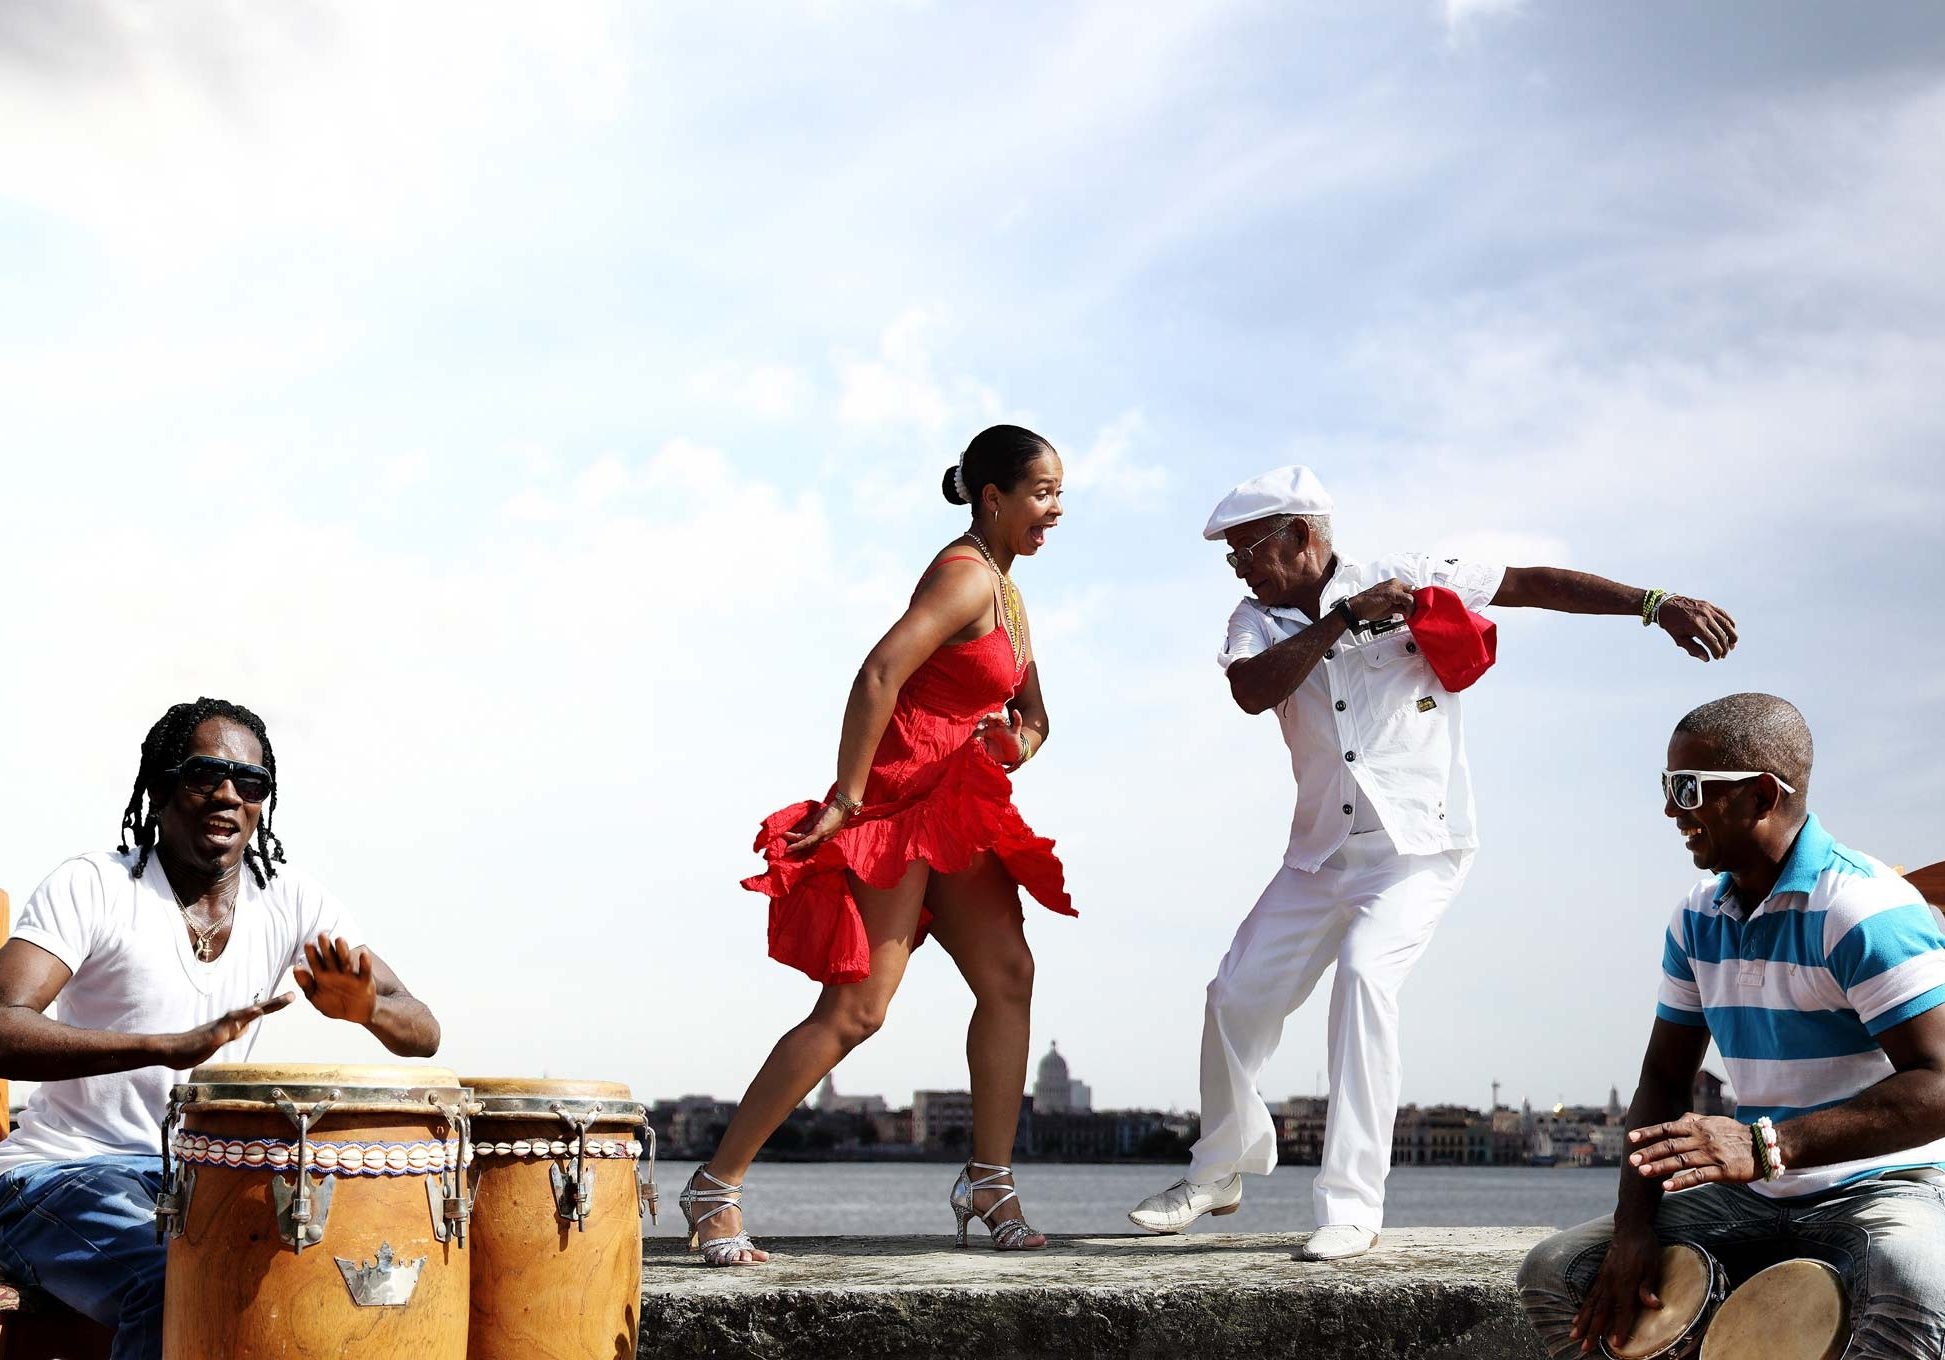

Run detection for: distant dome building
[[1031, 1041, 1091, 1113]]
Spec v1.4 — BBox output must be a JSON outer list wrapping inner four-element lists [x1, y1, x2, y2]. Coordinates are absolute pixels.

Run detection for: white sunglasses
[[1661, 769, 1796, 811]]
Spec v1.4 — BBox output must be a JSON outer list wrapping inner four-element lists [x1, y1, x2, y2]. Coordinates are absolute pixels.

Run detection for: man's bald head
[[1672, 693, 1814, 795]]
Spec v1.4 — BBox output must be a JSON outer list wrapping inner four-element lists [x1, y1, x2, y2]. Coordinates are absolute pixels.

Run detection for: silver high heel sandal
[[678, 1168, 762, 1267], [949, 1161, 1046, 1251]]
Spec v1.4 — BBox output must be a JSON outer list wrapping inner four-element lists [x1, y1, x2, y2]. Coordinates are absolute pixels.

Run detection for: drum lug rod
[[430, 1100, 474, 1246], [274, 1090, 338, 1253], [155, 1091, 190, 1241], [636, 1121, 658, 1225], [551, 1103, 597, 1231]]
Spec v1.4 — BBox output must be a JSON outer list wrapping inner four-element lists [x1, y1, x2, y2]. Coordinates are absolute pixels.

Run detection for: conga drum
[[158, 1063, 472, 1360], [1601, 1244, 1729, 1360], [1699, 1258, 1848, 1360], [461, 1078, 655, 1360]]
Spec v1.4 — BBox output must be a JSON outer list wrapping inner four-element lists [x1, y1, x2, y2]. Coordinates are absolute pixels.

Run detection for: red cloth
[[1407, 586, 1497, 692], [741, 622, 1074, 985]]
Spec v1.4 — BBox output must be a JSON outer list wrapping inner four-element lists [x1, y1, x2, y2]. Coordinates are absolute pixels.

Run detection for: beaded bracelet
[[1752, 1116, 1784, 1181], [1640, 588, 1669, 626]]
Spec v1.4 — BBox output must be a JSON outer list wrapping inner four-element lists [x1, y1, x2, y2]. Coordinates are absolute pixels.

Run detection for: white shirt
[[0, 850, 362, 1173], [1219, 552, 1505, 870]]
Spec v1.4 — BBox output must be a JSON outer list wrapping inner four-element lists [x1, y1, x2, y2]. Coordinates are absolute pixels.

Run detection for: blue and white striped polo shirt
[[1657, 814, 1945, 1197]]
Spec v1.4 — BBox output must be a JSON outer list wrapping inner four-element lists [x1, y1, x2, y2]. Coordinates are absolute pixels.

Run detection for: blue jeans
[[0, 1155, 166, 1360], [1518, 1175, 1945, 1360]]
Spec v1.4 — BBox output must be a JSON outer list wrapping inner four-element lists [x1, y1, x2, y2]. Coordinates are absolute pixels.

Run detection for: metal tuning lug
[[271, 1172, 334, 1251], [636, 1123, 658, 1225], [154, 1166, 196, 1241], [551, 1103, 599, 1231], [154, 1093, 189, 1242], [272, 1089, 338, 1254]]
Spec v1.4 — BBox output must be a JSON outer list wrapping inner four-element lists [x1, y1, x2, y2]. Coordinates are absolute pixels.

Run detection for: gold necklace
[[966, 532, 1025, 668], [170, 878, 237, 962]]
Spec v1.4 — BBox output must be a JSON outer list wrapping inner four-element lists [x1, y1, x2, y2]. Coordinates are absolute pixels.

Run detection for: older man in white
[[1130, 467, 1738, 1259]]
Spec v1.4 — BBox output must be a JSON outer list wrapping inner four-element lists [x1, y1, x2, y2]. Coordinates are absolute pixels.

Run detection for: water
[[649, 1161, 1619, 1238]]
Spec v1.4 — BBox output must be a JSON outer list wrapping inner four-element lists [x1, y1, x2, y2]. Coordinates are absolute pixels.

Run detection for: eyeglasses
[[1225, 521, 1291, 570], [1660, 769, 1796, 811], [168, 755, 273, 805]]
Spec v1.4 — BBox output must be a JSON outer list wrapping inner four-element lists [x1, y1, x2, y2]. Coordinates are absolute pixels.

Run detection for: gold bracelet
[[828, 789, 863, 817]]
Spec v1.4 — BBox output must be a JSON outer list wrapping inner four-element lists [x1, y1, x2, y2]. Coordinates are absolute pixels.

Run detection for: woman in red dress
[[678, 425, 1075, 1265]]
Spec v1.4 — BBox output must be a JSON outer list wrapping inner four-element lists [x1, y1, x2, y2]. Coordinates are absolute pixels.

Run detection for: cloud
[[687, 363, 814, 421], [835, 308, 1004, 438], [0, 0, 630, 261], [1061, 410, 1167, 505], [1443, 0, 1528, 36]]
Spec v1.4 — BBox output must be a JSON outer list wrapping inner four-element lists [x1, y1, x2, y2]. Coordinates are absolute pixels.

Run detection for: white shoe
[[1126, 1174, 1242, 1234], [1296, 1224, 1378, 1260]]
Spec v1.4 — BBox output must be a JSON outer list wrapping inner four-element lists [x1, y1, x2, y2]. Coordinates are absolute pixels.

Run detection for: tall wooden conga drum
[[158, 1063, 473, 1360], [461, 1078, 654, 1360]]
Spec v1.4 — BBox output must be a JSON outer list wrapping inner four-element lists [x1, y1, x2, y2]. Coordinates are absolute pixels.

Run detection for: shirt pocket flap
[[1356, 630, 1420, 668]]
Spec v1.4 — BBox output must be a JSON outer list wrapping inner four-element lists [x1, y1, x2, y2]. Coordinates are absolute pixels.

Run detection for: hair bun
[[941, 464, 968, 505]]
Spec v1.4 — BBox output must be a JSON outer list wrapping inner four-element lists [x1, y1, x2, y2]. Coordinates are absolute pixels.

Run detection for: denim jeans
[[0, 1155, 166, 1360], [1518, 1175, 1945, 1360]]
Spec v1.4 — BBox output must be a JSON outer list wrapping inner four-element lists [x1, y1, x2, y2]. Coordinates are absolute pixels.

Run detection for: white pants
[[1186, 831, 1472, 1232]]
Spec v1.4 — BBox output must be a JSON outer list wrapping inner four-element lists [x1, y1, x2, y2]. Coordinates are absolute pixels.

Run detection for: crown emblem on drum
[[334, 1242, 427, 1308]]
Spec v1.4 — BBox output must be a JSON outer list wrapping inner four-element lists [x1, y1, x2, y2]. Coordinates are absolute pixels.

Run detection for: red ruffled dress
[[741, 562, 1075, 984]]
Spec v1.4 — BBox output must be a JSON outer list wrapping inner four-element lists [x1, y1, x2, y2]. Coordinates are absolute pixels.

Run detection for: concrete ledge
[[641, 1228, 1552, 1359]]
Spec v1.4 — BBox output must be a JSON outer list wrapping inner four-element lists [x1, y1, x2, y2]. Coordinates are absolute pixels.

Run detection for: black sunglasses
[[167, 755, 273, 804]]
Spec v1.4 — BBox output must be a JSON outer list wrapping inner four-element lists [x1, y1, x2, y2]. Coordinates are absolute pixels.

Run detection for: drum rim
[[468, 1095, 648, 1123], [172, 1081, 470, 1113], [458, 1077, 634, 1098], [185, 1062, 461, 1085]]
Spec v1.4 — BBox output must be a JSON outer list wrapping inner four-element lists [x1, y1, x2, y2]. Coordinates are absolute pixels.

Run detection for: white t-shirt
[[1219, 552, 1505, 870], [0, 849, 362, 1173]]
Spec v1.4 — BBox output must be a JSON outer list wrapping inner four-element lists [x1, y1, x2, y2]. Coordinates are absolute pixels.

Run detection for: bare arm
[[1633, 1006, 1945, 1189], [1572, 1018, 1710, 1354], [784, 558, 992, 854], [0, 937, 293, 1081], [294, 934, 441, 1058], [1225, 579, 1419, 715], [1492, 566, 1737, 661]]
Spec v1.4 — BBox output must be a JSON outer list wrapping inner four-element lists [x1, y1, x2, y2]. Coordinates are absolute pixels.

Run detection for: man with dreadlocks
[[0, 697, 441, 1360]]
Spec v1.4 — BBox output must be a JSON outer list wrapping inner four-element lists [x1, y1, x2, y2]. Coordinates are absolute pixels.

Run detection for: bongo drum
[[1699, 1258, 1848, 1360], [1601, 1244, 1729, 1360], [157, 1063, 473, 1360], [461, 1078, 656, 1360]]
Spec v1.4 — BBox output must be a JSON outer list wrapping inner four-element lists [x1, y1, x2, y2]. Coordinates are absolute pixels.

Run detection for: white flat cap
[[1202, 466, 1334, 540]]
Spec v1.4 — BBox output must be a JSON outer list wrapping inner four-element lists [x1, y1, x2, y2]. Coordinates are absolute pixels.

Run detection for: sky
[[2, 0, 1942, 1120]]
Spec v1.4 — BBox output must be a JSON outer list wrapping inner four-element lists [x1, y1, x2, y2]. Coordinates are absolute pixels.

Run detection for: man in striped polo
[[1519, 693, 1945, 1360]]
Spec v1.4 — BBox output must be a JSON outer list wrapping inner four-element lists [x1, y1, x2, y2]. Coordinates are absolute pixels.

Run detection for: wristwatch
[[1333, 600, 1362, 634]]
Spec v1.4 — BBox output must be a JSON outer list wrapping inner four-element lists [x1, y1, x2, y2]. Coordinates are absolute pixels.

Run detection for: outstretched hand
[[1658, 596, 1737, 662], [294, 933, 379, 1025], [161, 992, 296, 1068]]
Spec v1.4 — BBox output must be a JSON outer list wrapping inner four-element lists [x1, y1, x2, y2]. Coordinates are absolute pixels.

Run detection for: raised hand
[[1657, 596, 1738, 662], [1628, 1112, 1760, 1190], [160, 992, 295, 1068], [294, 933, 379, 1025]]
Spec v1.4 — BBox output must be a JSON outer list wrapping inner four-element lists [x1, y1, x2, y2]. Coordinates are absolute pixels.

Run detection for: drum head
[[461, 1077, 633, 1099], [188, 1062, 461, 1088], [1701, 1259, 1847, 1360], [1609, 1245, 1712, 1359]]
